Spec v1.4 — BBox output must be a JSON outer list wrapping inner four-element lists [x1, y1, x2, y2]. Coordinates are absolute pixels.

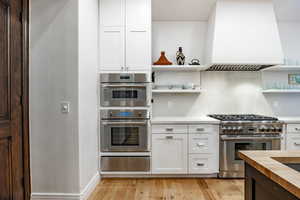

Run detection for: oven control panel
[[221, 123, 284, 135]]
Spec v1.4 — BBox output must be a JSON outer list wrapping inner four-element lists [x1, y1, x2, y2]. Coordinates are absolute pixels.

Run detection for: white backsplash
[[152, 72, 300, 117]]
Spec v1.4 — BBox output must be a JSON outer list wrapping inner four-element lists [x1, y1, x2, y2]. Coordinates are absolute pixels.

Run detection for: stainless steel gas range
[[208, 114, 285, 178]]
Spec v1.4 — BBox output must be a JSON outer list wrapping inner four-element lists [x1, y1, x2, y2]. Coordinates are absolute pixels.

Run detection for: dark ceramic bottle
[[176, 47, 185, 65]]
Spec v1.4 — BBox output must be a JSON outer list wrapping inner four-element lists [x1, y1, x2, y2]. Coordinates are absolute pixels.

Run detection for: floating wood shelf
[[152, 89, 202, 94], [152, 65, 208, 72], [262, 89, 300, 93]]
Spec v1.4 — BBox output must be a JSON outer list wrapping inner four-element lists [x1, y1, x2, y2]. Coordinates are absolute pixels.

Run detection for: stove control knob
[[259, 127, 265, 132], [237, 126, 243, 130], [227, 127, 233, 131]]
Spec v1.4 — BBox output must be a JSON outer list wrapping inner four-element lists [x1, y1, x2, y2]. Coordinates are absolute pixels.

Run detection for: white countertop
[[151, 116, 220, 124], [278, 117, 300, 124]]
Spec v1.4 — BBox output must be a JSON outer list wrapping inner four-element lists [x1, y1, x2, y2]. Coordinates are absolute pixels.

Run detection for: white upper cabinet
[[99, 0, 151, 72], [126, 25, 151, 71], [99, 0, 124, 26], [126, 0, 151, 26], [99, 27, 125, 71]]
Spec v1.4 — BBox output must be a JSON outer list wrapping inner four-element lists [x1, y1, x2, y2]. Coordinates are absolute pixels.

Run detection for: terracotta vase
[[153, 51, 172, 65]]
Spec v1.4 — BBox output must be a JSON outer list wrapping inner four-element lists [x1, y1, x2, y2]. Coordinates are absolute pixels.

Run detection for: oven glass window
[[234, 143, 267, 160], [112, 90, 138, 99], [111, 127, 139, 146]]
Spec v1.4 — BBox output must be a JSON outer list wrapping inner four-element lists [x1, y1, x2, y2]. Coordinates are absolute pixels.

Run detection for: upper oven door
[[101, 120, 149, 152], [100, 83, 149, 107], [220, 136, 281, 173]]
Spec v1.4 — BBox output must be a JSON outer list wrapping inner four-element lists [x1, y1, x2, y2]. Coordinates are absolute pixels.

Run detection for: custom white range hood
[[206, 0, 284, 71]]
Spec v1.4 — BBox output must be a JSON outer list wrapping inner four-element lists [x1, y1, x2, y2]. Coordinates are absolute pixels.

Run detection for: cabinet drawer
[[189, 125, 219, 134], [189, 134, 214, 154], [152, 125, 188, 134], [188, 154, 218, 174], [287, 124, 300, 134], [286, 134, 300, 150]]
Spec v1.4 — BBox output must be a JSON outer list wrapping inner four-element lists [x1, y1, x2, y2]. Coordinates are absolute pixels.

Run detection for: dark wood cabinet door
[[0, 0, 29, 199]]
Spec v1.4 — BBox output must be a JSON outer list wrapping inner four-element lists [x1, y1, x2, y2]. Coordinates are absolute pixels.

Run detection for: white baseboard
[[31, 172, 100, 200], [79, 172, 100, 200]]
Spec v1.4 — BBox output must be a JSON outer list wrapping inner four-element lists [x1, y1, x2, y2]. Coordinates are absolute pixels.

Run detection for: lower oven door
[[100, 84, 149, 107], [101, 120, 149, 152], [220, 135, 281, 178]]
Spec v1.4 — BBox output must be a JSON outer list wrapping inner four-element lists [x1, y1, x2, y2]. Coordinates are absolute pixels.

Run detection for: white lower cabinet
[[151, 124, 219, 175], [286, 124, 300, 150], [189, 154, 218, 174], [286, 134, 300, 150], [152, 134, 188, 174]]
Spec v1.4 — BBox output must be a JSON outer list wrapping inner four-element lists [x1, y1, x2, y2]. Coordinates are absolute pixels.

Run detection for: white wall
[[152, 21, 300, 118], [78, 0, 99, 192], [30, 0, 99, 196], [152, 21, 207, 65], [30, 0, 80, 193], [278, 22, 300, 64]]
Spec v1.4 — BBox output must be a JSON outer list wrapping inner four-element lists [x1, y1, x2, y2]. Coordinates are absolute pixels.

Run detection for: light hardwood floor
[[88, 178, 244, 200]]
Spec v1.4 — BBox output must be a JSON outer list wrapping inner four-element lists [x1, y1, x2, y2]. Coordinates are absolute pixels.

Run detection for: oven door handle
[[101, 84, 147, 88], [101, 121, 148, 125], [220, 135, 282, 141]]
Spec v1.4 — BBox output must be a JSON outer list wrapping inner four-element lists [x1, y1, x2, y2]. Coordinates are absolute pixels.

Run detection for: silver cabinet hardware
[[165, 128, 174, 132], [197, 163, 205, 167], [295, 128, 300, 131], [196, 128, 205, 132], [196, 142, 205, 147], [165, 136, 174, 139]]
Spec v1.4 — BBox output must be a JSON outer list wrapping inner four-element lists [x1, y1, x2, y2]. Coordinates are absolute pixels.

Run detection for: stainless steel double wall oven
[[100, 73, 150, 107], [100, 73, 151, 172]]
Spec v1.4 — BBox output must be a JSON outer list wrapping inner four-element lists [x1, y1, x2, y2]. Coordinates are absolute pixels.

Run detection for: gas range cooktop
[[208, 114, 279, 122]]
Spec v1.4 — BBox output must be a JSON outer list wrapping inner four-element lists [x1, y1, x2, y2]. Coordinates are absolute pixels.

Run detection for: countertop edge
[[239, 151, 300, 199]]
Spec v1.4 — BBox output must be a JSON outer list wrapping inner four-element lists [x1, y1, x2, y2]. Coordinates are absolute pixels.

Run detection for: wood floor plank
[[89, 178, 244, 200]]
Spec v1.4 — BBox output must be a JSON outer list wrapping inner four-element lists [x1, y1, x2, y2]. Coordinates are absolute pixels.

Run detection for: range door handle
[[220, 135, 282, 141]]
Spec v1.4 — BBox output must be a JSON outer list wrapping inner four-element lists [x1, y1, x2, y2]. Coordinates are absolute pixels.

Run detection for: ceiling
[[152, 0, 300, 21]]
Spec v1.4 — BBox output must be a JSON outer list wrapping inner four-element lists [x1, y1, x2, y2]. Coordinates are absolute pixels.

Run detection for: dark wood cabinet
[[245, 163, 299, 200]]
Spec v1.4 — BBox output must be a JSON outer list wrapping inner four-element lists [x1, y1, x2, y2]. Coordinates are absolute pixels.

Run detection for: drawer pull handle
[[294, 142, 300, 146], [166, 136, 174, 139], [295, 128, 300, 131], [196, 128, 205, 132], [196, 143, 205, 147], [166, 128, 174, 132], [197, 163, 205, 167]]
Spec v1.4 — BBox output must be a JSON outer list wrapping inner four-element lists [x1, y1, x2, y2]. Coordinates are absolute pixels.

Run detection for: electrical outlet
[[61, 102, 70, 113]]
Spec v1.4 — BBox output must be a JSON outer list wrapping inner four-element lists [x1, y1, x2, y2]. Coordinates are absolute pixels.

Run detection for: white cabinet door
[[286, 134, 300, 150], [126, 25, 151, 71], [152, 134, 188, 174], [125, 0, 151, 26], [99, 27, 125, 71], [99, 0, 124, 26]]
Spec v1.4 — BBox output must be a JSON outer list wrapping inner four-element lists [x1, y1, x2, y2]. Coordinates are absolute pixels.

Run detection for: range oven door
[[220, 135, 281, 178], [100, 83, 149, 107], [101, 120, 149, 152]]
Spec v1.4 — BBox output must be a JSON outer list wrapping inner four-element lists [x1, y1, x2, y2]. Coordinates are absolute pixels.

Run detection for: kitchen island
[[239, 151, 300, 200]]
